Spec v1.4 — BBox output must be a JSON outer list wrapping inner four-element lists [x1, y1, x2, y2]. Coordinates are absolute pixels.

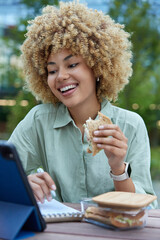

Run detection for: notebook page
[[38, 199, 81, 216]]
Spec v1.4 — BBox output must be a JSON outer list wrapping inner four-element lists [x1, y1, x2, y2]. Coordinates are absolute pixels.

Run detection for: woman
[[8, 1, 157, 207]]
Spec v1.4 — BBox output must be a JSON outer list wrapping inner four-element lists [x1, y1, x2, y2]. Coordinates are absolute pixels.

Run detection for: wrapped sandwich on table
[[81, 191, 157, 230]]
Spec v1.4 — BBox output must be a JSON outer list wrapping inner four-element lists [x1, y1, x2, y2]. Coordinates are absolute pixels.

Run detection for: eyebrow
[[47, 54, 73, 65]]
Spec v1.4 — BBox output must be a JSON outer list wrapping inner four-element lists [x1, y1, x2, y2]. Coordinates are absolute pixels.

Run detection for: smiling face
[[47, 49, 99, 110]]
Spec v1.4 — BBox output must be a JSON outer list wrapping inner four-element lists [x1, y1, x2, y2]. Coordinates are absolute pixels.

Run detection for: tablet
[[0, 140, 46, 237]]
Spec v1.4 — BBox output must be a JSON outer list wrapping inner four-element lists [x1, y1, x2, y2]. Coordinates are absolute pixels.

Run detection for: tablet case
[[0, 141, 46, 240]]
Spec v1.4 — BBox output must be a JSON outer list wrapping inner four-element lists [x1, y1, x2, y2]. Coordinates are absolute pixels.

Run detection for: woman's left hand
[[93, 124, 128, 173]]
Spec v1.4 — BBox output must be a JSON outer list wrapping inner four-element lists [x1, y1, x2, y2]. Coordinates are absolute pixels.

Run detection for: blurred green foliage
[[3, 0, 59, 56], [6, 91, 37, 133], [151, 147, 160, 180], [108, 0, 160, 178], [0, 0, 59, 134], [108, 0, 160, 146]]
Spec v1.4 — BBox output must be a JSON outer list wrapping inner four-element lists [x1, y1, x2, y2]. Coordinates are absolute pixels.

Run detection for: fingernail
[[97, 144, 102, 147], [93, 137, 98, 142], [99, 125, 104, 129], [47, 195, 52, 201], [41, 198, 45, 204], [51, 185, 56, 190], [51, 190, 56, 197], [94, 131, 99, 135]]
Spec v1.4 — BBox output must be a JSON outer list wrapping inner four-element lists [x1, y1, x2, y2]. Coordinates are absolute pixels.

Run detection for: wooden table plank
[[27, 232, 123, 240], [146, 217, 160, 228], [27, 226, 160, 240], [148, 209, 160, 217], [45, 220, 160, 240]]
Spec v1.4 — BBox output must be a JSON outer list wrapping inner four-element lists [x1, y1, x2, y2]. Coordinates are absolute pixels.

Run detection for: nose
[[57, 67, 69, 82]]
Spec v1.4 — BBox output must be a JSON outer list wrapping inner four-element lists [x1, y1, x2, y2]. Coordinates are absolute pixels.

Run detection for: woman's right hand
[[27, 171, 56, 203]]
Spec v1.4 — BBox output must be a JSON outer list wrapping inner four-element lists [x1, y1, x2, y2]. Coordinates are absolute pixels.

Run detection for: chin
[[63, 102, 77, 109], [61, 98, 81, 109]]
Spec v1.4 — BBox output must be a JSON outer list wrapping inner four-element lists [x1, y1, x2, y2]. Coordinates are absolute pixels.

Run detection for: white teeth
[[60, 85, 76, 92]]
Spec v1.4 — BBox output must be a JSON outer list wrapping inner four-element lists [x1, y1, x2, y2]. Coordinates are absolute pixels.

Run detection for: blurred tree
[[107, 0, 160, 146], [1, 0, 59, 135], [3, 0, 59, 56], [4, 0, 58, 57], [7, 91, 37, 134]]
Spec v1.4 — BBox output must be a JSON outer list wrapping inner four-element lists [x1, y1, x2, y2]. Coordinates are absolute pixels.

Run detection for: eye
[[48, 70, 57, 74], [69, 63, 79, 68]]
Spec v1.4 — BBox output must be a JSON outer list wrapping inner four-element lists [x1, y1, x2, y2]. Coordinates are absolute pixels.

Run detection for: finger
[[93, 137, 128, 149], [99, 124, 124, 135], [35, 195, 40, 202], [94, 129, 127, 142], [97, 144, 127, 158], [36, 171, 56, 190], [29, 181, 45, 203], [31, 175, 53, 201], [99, 124, 122, 132]]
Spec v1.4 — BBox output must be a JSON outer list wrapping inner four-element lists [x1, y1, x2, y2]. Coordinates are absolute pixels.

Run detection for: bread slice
[[84, 112, 112, 156]]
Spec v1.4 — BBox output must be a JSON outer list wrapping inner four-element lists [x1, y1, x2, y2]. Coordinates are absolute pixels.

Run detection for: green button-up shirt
[[8, 99, 158, 208]]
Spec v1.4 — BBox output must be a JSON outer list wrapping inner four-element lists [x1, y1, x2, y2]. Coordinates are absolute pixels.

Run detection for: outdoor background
[[0, 0, 160, 205]]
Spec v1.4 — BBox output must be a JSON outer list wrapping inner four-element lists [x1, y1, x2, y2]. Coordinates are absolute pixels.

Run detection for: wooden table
[[27, 204, 160, 240]]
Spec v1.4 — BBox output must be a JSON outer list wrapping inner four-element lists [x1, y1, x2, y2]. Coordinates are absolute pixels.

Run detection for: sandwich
[[84, 206, 145, 228], [83, 112, 112, 156]]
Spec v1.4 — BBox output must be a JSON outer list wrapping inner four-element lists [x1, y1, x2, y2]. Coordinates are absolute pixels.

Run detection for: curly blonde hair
[[21, 0, 132, 104]]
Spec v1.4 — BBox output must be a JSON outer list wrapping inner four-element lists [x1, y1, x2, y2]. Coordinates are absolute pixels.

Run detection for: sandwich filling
[[83, 118, 93, 152], [85, 208, 143, 228]]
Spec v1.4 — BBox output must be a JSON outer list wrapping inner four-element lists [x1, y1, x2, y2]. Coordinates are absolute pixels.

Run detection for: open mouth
[[59, 84, 78, 93]]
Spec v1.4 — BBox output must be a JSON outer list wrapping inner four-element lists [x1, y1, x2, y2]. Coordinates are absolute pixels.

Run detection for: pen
[[37, 167, 56, 197]]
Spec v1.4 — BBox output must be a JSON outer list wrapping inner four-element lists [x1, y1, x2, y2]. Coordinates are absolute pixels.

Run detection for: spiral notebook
[[38, 199, 83, 223]]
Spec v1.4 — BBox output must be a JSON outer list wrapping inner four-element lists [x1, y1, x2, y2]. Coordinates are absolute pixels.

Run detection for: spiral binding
[[43, 212, 83, 219]]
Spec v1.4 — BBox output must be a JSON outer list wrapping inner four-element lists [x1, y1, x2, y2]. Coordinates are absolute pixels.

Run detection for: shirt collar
[[98, 98, 114, 122], [53, 103, 73, 129], [53, 98, 114, 128]]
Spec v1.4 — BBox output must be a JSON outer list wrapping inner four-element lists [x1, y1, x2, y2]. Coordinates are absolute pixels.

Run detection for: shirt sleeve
[[8, 112, 42, 176], [126, 115, 158, 208]]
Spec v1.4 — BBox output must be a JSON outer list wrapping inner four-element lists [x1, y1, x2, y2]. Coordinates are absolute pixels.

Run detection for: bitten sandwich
[[84, 206, 144, 228], [83, 112, 112, 156]]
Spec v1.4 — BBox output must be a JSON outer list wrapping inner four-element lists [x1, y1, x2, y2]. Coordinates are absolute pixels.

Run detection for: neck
[[68, 98, 101, 134]]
